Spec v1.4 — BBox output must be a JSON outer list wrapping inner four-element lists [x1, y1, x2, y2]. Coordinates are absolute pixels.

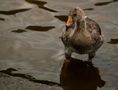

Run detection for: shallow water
[[0, 0, 118, 90]]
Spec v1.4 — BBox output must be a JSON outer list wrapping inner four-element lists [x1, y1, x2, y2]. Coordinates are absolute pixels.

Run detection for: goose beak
[[66, 16, 73, 26]]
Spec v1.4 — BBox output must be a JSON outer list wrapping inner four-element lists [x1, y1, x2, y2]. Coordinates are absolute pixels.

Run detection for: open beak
[[66, 16, 73, 26]]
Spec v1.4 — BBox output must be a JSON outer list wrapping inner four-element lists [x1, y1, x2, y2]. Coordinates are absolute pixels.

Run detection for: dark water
[[95, 1, 112, 6], [26, 26, 55, 31], [0, 68, 60, 86], [95, 0, 118, 6], [0, 8, 31, 15], [0, 17, 5, 21], [83, 8, 94, 11], [12, 29, 26, 33], [108, 38, 118, 44], [0, 0, 118, 90], [25, 0, 57, 12]]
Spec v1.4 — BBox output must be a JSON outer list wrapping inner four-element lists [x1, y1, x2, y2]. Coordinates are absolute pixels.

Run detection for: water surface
[[0, 0, 118, 90]]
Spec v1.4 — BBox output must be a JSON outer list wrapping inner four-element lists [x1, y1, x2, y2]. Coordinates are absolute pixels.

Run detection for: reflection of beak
[[66, 16, 73, 26]]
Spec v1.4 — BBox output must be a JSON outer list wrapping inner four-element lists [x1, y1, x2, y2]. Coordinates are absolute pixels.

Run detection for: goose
[[61, 7, 104, 62]]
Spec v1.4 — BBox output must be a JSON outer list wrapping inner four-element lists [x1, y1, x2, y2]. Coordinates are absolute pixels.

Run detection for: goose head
[[66, 7, 85, 28]]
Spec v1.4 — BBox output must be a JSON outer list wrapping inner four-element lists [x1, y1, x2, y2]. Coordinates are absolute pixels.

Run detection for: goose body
[[61, 7, 104, 61]]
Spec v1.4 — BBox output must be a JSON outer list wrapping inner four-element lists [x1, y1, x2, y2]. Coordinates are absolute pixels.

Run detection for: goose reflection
[[60, 58, 105, 90]]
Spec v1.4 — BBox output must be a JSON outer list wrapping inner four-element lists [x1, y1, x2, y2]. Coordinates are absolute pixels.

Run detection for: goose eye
[[73, 13, 77, 17]]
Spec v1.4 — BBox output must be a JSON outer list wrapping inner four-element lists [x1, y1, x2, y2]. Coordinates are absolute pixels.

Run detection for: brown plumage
[[61, 7, 104, 62]]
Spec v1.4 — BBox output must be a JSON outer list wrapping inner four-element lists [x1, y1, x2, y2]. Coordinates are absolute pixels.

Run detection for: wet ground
[[0, 0, 118, 90]]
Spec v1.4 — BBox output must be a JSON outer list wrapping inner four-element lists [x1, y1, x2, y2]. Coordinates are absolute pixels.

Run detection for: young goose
[[61, 7, 104, 62]]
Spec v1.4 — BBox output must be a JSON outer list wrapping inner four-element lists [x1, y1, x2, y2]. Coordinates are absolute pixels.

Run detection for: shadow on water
[[0, 17, 5, 21], [55, 15, 68, 22], [0, 8, 31, 15], [0, 68, 60, 86], [25, 0, 57, 12], [12, 29, 27, 33], [60, 58, 105, 90], [26, 26, 55, 32], [95, 0, 118, 6], [108, 38, 118, 44], [83, 8, 94, 11]]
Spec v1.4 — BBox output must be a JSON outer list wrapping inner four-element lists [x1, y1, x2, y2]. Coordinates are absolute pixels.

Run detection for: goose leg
[[65, 47, 72, 60], [88, 52, 95, 62]]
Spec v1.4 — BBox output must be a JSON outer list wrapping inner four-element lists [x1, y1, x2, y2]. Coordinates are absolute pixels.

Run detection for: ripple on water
[[12, 29, 27, 33], [25, 0, 57, 12], [108, 38, 118, 44], [0, 68, 60, 86], [0, 8, 31, 15], [95, 1, 112, 6], [95, 0, 118, 6], [26, 26, 55, 32], [0, 17, 5, 21], [83, 8, 94, 11]]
